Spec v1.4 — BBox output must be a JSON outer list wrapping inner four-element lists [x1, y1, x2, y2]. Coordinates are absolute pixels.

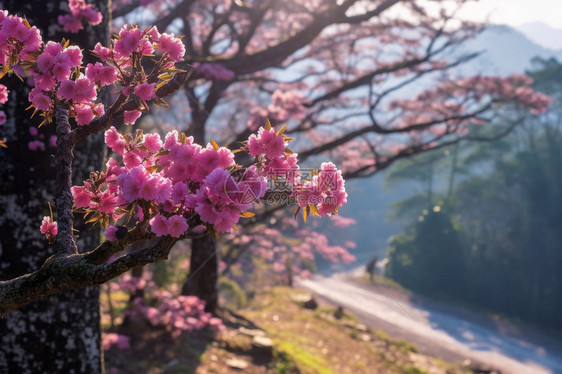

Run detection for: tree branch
[[0, 236, 177, 317], [55, 105, 78, 255]]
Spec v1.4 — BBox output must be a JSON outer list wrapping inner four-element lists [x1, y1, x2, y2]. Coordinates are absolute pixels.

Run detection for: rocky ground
[[105, 287, 475, 374]]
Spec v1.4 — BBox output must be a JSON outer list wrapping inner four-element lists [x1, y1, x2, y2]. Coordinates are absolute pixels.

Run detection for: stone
[[226, 358, 249, 370], [238, 326, 266, 337]]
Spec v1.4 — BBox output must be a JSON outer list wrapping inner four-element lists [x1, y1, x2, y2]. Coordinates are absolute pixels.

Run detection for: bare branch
[[54, 105, 78, 255]]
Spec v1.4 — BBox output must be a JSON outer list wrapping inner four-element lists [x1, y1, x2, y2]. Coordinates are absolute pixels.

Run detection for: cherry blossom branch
[[0, 236, 177, 317], [55, 105, 78, 255], [71, 64, 194, 145], [112, 0, 143, 19]]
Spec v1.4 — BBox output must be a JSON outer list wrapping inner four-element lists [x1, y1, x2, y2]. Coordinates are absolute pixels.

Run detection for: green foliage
[[386, 208, 465, 298], [385, 58, 562, 330], [218, 277, 247, 310], [275, 340, 334, 374]]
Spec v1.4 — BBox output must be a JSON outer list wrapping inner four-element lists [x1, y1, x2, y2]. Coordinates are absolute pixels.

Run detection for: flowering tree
[[97, 0, 552, 317], [0, 4, 349, 370], [0, 0, 552, 372]]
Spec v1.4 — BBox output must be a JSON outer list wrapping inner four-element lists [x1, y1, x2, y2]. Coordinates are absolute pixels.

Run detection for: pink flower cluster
[[71, 122, 348, 239], [0, 84, 7, 103], [0, 11, 42, 66], [149, 214, 188, 238], [28, 40, 110, 125], [111, 275, 224, 337], [248, 127, 286, 159], [73, 126, 270, 238], [102, 333, 130, 351], [296, 162, 347, 216], [0, 14, 186, 129], [58, 0, 103, 34], [130, 293, 224, 336], [94, 24, 185, 65], [248, 126, 301, 184], [187, 166, 267, 232], [247, 125, 347, 215], [226, 211, 355, 283], [27, 126, 56, 151], [40, 216, 58, 243], [388, 74, 553, 131]]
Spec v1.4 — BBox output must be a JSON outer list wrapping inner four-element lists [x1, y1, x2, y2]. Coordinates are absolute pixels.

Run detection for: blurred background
[[2, 0, 562, 373], [101, 1, 562, 373]]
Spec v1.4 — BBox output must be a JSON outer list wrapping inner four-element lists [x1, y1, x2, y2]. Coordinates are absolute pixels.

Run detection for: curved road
[[298, 273, 562, 374]]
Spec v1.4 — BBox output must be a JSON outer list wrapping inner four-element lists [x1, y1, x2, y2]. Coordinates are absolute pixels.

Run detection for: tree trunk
[[181, 235, 219, 313], [0, 1, 108, 372], [181, 107, 219, 313]]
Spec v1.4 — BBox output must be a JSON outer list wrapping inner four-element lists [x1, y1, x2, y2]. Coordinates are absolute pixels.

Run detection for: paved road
[[299, 273, 562, 374]]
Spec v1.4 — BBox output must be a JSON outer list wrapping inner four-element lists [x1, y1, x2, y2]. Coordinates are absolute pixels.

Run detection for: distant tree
[[0, 2, 554, 372], [386, 58, 562, 328]]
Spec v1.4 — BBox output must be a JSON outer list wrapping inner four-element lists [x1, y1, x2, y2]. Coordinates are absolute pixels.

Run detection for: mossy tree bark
[[0, 1, 108, 372]]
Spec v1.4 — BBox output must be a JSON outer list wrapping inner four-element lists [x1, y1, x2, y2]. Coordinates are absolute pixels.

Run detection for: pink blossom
[[34, 75, 56, 91], [124, 110, 142, 125], [22, 26, 42, 53], [58, 80, 76, 101], [117, 166, 149, 202], [44, 41, 63, 56], [104, 127, 127, 155], [74, 105, 94, 126], [40, 216, 58, 236], [92, 103, 105, 117], [142, 133, 162, 153], [86, 62, 117, 86], [52, 62, 71, 81], [149, 214, 168, 237], [71, 185, 91, 208], [0, 84, 8, 103], [97, 190, 117, 214], [167, 215, 188, 237], [36, 53, 54, 73], [262, 154, 300, 184], [247, 127, 286, 159], [58, 14, 83, 33], [28, 89, 51, 111], [157, 33, 185, 61], [93, 42, 112, 61], [64, 46, 83, 66], [28, 140, 45, 151], [123, 151, 142, 169], [59, 0, 102, 33], [171, 182, 188, 204], [102, 333, 130, 351], [194, 145, 234, 181], [212, 207, 240, 232], [114, 26, 142, 57], [73, 77, 97, 102], [134, 82, 155, 101], [104, 226, 119, 242]]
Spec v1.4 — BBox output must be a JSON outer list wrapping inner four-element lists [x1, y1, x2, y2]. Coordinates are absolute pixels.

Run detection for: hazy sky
[[456, 0, 562, 29]]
